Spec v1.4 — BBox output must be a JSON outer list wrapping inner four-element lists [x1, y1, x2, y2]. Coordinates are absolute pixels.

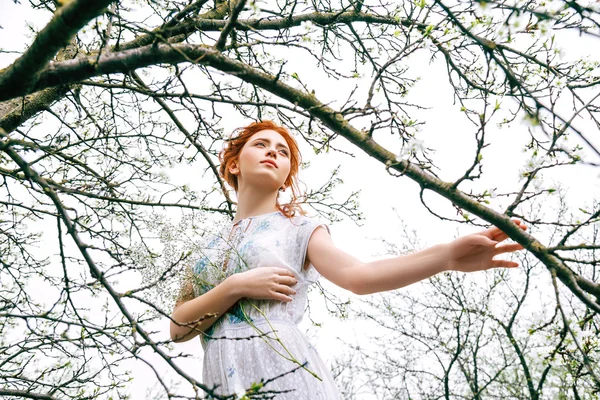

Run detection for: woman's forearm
[[352, 244, 451, 295], [170, 275, 242, 343]]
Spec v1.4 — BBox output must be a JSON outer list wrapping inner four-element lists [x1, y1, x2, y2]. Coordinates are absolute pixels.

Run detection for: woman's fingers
[[486, 219, 528, 241], [276, 275, 298, 286], [492, 259, 519, 269], [271, 281, 296, 303], [494, 243, 524, 254], [271, 287, 294, 302], [272, 269, 297, 302], [273, 292, 293, 302], [272, 267, 295, 277], [275, 284, 297, 296]]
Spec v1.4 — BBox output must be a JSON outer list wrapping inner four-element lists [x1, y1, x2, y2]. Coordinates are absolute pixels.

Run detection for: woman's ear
[[229, 160, 239, 175]]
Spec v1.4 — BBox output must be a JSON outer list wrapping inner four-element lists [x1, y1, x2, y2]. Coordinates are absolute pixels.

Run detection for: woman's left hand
[[446, 219, 528, 272]]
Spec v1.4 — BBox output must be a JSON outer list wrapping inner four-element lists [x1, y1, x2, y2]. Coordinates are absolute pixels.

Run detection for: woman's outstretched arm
[[306, 220, 527, 295]]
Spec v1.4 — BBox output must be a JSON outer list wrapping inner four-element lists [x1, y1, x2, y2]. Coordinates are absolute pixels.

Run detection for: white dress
[[191, 211, 341, 399]]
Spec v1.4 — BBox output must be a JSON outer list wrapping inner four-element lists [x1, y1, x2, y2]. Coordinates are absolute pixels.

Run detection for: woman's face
[[231, 129, 292, 192]]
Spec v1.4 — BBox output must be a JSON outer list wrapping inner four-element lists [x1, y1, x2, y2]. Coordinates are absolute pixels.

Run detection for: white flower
[[408, 29, 422, 44], [523, 154, 549, 172], [397, 137, 425, 160], [531, 176, 543, 191], [423, 37, 436, 51], [299, 20, 320, 41], [508, 12, 527, 31], [249, 0, 260, 15], [496, 25, 508, 40], [556, 142, 570, 152], [544, 0, 565, 13], [537, 19, 554, 38], [300, 20, 315, 32], [234, 383, 246, 399], [579, 329, 594, 340], [474, 0, 490, 17]]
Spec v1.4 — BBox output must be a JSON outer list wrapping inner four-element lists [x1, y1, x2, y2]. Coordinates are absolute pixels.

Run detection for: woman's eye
[[256, 142, 266, 147], [279, 150, 289, 156]]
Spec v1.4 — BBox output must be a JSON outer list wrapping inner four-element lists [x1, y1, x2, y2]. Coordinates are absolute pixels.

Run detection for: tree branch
[[130, 72, 235, 216], [163, 10, 422, 36], [0, 0, 229, 133], [0, 132, 228, 399], [0, 389, 57, 400], [214, 0, 247, 51], [0, 0, 114, 98], [1, 46, 595, 308]]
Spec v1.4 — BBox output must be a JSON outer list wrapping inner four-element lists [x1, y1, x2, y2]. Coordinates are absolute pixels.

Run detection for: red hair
[[219, 120, 306, 218]]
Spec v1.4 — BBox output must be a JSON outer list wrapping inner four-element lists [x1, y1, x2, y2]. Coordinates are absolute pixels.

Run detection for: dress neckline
[[231, 210, 282, 226]]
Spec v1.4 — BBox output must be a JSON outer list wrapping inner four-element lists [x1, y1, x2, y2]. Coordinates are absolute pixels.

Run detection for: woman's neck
[[233, 185, 279, 224]]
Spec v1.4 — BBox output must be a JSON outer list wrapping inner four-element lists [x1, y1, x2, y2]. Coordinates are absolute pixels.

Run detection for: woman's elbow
[[348, 282, 372, 296], [170, 324, 197, 343], [170, 314, 195, 343], [170, 321, 184, 343], [345, 265, 372, 295]]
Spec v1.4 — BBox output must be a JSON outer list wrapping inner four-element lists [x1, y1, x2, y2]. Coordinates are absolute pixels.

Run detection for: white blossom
[[474, 1, 490, 17], [249, 0, 260, 16], [537, 19, 555, 38], [543, 0, 565, 13], [300, 20, 315, 33], [299, 20, 320, 42], [423, 37, 436, 51], [531, 176, 543, 191], [496, 25, 509, 40], [578, 329, 594, 340], [508, 12, 527, 31], [408, 29, 422, 44], [523, 154, 549, 173], [397, 137, 425, 160], [234, 383, 247, 399]]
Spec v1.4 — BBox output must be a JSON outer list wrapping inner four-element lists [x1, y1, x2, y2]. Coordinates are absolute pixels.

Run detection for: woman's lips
[[261, 160, 277, 168]]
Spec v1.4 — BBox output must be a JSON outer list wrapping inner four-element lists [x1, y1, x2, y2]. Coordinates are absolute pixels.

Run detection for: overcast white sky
[[2, 1, 600, 398]]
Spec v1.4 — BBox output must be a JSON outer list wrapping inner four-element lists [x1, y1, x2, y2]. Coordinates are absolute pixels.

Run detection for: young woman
[[170, 120, 527, 399]]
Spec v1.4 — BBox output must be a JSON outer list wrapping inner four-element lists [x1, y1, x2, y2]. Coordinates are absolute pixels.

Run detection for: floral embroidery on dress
[[193, 257, 215, 295], [227, 302, 249, 325], [236, 240, 255, 272], [193, 257, 208, 274], [191, 212, 341, 399], [227, 366, 236, 378], [253, 219, 272, 233]]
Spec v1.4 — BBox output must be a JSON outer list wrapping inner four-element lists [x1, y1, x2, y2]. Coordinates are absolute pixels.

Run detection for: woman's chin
[[244, 178, 283, 193]]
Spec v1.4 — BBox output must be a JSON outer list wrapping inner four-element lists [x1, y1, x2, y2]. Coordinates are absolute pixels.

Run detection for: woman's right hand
[[230, 267, 298, 302]]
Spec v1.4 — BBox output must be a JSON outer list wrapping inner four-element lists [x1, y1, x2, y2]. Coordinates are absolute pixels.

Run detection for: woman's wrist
[[438, 242, 454, 272], [223, 273, 244, 301]]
